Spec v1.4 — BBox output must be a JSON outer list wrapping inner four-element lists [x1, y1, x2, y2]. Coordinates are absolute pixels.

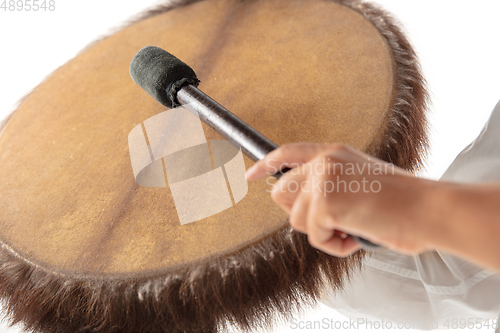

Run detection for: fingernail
[[245, 165, 257, 180]]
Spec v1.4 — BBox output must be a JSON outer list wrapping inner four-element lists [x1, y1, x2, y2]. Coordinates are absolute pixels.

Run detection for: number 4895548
[[1, 0, 56, 11]]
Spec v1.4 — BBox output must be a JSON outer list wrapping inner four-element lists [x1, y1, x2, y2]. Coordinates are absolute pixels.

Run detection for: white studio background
[[0, 1, 499, 333]]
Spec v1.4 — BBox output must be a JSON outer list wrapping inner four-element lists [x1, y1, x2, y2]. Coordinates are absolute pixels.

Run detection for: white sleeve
[[322, 100, 500, 330]]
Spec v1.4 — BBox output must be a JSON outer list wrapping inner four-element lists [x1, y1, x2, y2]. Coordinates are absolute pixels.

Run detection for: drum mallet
[[129, 46, 380, 251]]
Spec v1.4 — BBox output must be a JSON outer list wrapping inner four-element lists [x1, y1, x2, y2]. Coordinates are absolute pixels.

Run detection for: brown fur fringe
[[0, 230, 364, 333], [0, 0, 428, 332]]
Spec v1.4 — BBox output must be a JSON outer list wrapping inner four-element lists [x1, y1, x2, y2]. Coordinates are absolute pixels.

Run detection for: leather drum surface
[[0, 0, 397, 276]]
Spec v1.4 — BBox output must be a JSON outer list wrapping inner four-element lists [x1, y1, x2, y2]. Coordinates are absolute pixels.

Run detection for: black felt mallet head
[[130, 46, 200, 108]]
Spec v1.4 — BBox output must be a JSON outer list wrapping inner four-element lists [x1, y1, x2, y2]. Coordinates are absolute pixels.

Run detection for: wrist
[[419, 180, 461, 250], [409, 178, 456, 251]]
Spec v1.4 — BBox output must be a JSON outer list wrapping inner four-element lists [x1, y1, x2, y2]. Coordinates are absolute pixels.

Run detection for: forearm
[[429, 182, 500, 272]]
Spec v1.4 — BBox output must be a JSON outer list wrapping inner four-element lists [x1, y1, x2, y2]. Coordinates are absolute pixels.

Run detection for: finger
[[288, 185, 312, 233], [319, 235, 361, 257], [307, 214, 361, 256], [246, 143, 330, 181], [305, 188, 361, 256], [270, 167, 309, 214]]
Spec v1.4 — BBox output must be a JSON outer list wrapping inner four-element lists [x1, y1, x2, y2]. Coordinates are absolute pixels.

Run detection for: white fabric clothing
[[322, 100, 500, 331]]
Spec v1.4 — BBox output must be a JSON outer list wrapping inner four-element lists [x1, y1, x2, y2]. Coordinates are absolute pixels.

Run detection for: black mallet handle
[[177, 85, 278, 162]]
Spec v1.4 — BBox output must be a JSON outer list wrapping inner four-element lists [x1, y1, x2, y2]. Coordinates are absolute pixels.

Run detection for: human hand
[[246, 143, 438, 257]]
